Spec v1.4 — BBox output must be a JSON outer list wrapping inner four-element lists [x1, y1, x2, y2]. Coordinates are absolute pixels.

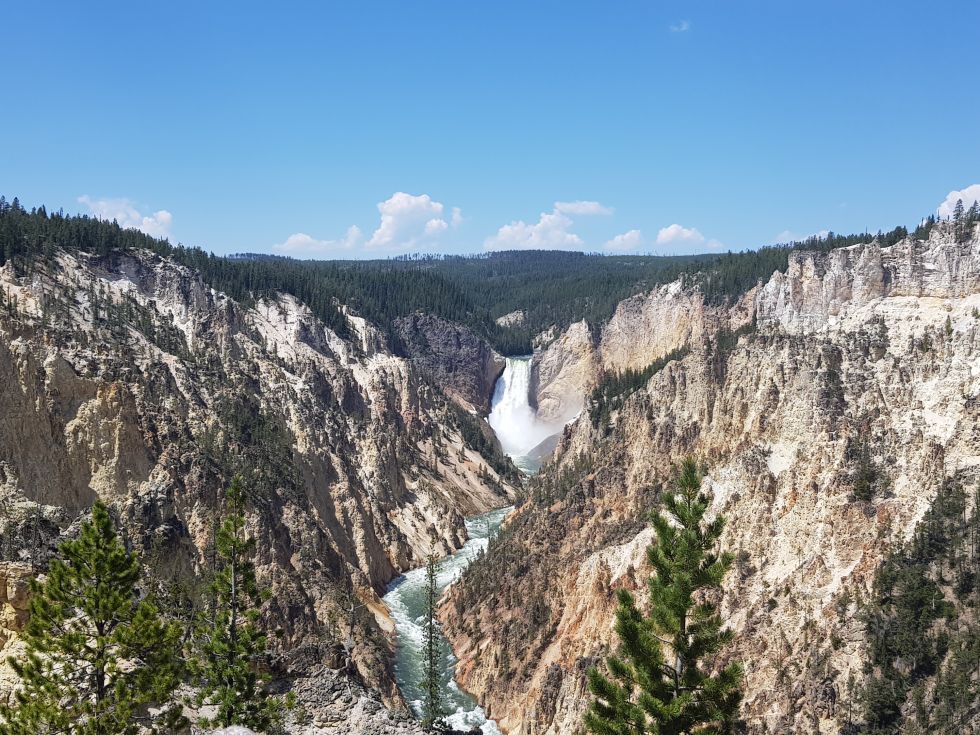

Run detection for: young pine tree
[[585, 458, 743, 735], [0, 501, 184, 735], [419, 554, 446, 730], [190, 477, 291, 731]]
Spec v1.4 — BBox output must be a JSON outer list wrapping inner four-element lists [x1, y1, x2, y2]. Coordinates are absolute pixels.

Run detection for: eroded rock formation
[[530, 279, 756, 425], [0, 248, 517, 725], [393, 312, 505, 412], [445, 224, 980, 734]]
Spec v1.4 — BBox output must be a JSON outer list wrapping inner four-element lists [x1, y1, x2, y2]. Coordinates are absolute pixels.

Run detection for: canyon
[[0, 247, 516, 730], [444, 222, 980, 734], [1, 219, 978, 734]]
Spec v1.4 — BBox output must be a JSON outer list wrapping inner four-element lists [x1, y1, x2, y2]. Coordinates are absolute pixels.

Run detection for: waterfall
[[384, 358, 565, 732], [488, 356, 563, 473]]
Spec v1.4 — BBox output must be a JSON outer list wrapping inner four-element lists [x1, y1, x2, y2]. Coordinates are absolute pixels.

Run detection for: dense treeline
[[4, 195, 977, 355], [383, 250, 715, 352]]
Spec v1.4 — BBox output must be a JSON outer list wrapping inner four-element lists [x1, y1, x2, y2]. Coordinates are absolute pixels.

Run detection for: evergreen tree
[[419, 554, 446, 730], [0, 501, 184, 735], [585, 458, 743, 735], [190, 477, 291, 732], [953, 198, 964, 223]]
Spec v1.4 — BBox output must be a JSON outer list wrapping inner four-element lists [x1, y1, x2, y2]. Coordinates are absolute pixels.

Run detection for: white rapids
[[383, 507, 510, 734]]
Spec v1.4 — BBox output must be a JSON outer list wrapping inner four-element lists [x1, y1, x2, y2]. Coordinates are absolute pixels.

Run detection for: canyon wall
[[393, 312, 505, 412], [0, 248, 516, 725], [445, 224, 980, 734], [530, 279, 756, 424]]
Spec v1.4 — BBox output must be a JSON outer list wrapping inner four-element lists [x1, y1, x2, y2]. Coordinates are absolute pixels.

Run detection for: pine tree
[[419, 554, 446, 730], [0, 501, 184, 735], [190, 477, 292, 731], [585, 458, 743, 735]]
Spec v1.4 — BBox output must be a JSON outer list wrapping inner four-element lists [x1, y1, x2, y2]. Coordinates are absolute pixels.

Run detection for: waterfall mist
[[487, 357, 565, 471]]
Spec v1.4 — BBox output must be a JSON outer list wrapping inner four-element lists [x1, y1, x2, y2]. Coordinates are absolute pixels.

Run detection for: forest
[[1, 195, 968, 355]]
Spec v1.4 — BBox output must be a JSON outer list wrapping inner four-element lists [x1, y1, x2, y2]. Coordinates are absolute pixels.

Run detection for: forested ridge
[[0, 195, 941, 354]]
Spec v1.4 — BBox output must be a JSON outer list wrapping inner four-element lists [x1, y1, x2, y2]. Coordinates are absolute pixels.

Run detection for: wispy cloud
[[772, 228, 829, 244], [670, 20, 691, 33], [274, 227, 364, 255], [554, 200, 613, 216], [78, 196, 173, 238]]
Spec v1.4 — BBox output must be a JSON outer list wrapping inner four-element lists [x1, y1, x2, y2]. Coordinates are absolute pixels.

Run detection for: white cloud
[[367, 192, 454, 250], [772, 228, 829, 244], [670, 20, 691, 32], [78, 195, 173, 238], [656, 223, 724, 250], [604, 229, 644, 251], [274, 192, 459, 257], [656, 223, 704, 245], [485, 200, 614, 251], [938, 184, 980, 218], [554, 200, 613, 216], [485, 210, 583, 251], [274, 226, 364, 256]]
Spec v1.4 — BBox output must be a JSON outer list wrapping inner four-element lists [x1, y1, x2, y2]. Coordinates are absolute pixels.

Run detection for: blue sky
[[2, 1, 978, 257]]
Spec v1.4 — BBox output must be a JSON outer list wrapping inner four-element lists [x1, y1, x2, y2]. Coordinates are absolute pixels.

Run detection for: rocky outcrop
[[286, 667, 428, 734], [530, 280, 756, 426], [445, 224, 980, 734], [0, 249, 517, 718], [393, 313, 505, 412], [600, 279, 756, 372], [757, 233, 980, 333], [529, 321, 598, 424], [0, 562, 31, 695], [495, 310, 526, 328]]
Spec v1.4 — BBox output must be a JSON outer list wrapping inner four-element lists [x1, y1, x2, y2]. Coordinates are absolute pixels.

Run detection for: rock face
[[530, 321, 598, 424], [285, 666, 428, 734], [444, 224, 980, 734], [530, 280, 756, 423], [0, 562, 31, 695], [757, 235, 980, 333], [0, 249, 517, 718], [393, 312, 505, 412]]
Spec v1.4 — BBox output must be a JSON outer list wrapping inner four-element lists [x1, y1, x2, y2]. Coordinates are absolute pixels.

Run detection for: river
[[384, 356, 559, 732], [383, 507, 510, 733]]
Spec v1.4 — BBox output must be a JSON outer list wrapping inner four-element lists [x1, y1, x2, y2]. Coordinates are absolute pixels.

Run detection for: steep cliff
[[445, 223, 980, 734], [530, 279, 756, 426], [393, 312, 505, 412], [0, 248, 517, 725]]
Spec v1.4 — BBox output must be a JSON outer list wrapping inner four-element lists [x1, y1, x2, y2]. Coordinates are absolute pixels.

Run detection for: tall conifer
[[420, 554, 446, 730], [0, 501, 183, 735], [585, 458, 743, 735], [190, 477, 291, 731]]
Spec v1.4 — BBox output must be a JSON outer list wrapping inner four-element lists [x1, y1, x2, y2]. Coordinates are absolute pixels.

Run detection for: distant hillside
[[0, 195, 932, 354]]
